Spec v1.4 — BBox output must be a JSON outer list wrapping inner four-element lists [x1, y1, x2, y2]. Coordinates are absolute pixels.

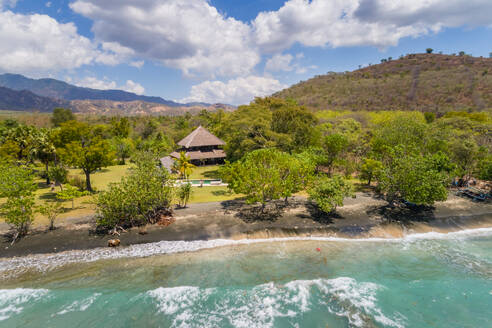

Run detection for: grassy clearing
[[188, 165, 221, 180], [1, 163, 240, 227]]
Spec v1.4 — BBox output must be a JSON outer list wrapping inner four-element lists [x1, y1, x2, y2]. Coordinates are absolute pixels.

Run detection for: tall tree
[[56, 121, 114, 192], [51, 108, 75, 127], [172, 152, 195, 179]]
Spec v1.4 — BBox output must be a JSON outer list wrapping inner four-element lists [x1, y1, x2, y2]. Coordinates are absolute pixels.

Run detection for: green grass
[[189, 186, 240, 203], [1, 163, 241, 227], [188, 165, 221, 180]]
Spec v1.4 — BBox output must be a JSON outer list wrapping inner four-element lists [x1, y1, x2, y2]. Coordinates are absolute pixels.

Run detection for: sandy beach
[[1, 192, 492, 258]]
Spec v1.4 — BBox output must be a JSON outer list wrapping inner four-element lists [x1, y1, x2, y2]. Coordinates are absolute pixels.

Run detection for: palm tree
[[172, 151, 195, 179], [33, 129, 57, 184]]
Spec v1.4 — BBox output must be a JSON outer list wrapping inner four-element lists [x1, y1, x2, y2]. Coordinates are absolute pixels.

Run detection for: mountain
[[70, 99, 235, 116], [0, 73, 182, 106], [274, 53, 492, 112], [0, 86, 69, 112]]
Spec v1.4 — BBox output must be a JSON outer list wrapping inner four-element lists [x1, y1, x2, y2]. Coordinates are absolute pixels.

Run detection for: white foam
[[1, 227, 491, 276], [144, 277, 405, 328], [56, 293, 101, 315], [0, 288, 49, 321]]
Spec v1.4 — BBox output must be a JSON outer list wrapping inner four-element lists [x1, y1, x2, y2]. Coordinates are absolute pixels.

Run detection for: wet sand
[[1, 193, 492, 258]]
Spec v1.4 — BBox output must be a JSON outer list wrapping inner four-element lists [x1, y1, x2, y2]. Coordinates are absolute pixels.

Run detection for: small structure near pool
[[160, 126, 226, 171]]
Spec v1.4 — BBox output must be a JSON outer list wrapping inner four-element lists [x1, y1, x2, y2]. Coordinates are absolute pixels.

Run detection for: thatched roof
[[177, 126, 225, 148], [170, 149, 226, 161], [159, 156, 174, 172]]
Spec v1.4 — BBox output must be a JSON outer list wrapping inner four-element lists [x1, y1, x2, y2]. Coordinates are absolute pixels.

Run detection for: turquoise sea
[[1, 228, 491, 327]]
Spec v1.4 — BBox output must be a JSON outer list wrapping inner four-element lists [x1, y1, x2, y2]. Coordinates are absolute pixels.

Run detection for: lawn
[[1, 163, 240, 227], [187, 165, 221, 180]]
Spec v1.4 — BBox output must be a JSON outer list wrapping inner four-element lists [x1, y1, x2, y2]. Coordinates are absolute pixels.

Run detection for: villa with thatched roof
[[160, 126, 226, 170]]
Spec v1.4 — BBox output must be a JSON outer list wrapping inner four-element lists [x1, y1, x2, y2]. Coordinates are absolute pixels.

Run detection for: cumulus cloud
[[181, 76, 287, 105], [0, 10, 131, 75], [253, 0, 492, 53], [70, 0, 259, 78], [265, 53, 294, 72], [74, 77, 145, 95], [0, 0, 17, 9]]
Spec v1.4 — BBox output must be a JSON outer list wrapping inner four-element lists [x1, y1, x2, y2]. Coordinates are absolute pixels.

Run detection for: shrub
[[308, 175, 354, 214], [37, 201, 64, 230], [177, 183, 193, 208], [95, 153, 174, 230]]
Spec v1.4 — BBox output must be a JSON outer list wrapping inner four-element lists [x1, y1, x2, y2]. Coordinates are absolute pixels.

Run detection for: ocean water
[[0, 229, 491, 328]]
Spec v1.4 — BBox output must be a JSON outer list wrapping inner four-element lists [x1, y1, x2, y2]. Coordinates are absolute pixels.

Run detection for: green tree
[[111, 117, 131, 138], [172, 151, 195, 179], [48, 165, 68, 190], [33, 128, 56, 184], [426, 48, 433, 54], [112, 137, 133, 165], [359, 158, 383, 185], [177, 183, 193, 208], [95, 153, 174, 230], [308, 175, 354, 214], [56, 122, 115, 191], [56, 184, 89, 209], [222, 149, 306, 211], [322, 133, 349, 175], [375, 146, 449, 205], [37, 201, 64, 230], [51, 108, 75, 127], [0, 163, 37, 240]]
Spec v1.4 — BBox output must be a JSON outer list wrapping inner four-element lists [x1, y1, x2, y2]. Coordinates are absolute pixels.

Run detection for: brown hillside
[[274, 53, 492, 113]]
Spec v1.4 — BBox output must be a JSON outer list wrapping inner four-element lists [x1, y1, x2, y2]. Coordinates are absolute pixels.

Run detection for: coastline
[[1, 193, 492, 259]]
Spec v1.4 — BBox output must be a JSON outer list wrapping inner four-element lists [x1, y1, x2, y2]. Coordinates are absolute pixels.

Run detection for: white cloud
[[0, 0, 17, 9], [253, 0, 492, 53], [181, 76, 287, 105], [265, 53, 294, 72], [45, 2, 51, 8], [130, 60, 144, 69], [0, 11, 129, 75], [70, 0, 260, 78], [74, 77, 145, 95]]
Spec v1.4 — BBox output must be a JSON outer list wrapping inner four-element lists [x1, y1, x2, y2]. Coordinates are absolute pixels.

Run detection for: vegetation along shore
[[1, 89, 492, 258]]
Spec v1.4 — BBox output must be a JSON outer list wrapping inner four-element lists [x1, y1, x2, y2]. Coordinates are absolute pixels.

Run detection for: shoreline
[[1, 193, 492, 259]]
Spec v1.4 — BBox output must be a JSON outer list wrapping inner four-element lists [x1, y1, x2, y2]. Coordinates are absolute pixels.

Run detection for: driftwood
[[109, 225, 127, 236]]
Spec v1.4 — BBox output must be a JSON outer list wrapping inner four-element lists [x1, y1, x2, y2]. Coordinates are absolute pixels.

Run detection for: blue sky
[[1, 0, 492, 105]]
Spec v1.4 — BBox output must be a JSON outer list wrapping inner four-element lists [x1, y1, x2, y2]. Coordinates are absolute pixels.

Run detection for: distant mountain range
[[0, 86, 68, 112], [274, 53, 492, 112], [0, 73, 235, 114]]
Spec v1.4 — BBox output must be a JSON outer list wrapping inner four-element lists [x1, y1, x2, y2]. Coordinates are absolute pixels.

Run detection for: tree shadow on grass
[[297, 201, 342, 225], [211, 189, 232, 196], [38, 192, 58, 201], [366, 203, 435, 223], [202, 169, 220, 179]]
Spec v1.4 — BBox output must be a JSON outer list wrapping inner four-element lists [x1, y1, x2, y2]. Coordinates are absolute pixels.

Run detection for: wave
[[144, 277, 405, 328], [0, 288, 49, 322], [1, 227, 491, 276]]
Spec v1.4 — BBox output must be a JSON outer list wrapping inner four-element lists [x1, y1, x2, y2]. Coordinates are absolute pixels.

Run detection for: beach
[[2, 192, 492, 258]]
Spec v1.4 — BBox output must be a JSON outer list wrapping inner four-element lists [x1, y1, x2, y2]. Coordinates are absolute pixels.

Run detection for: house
[[160, 126, 226, 170]]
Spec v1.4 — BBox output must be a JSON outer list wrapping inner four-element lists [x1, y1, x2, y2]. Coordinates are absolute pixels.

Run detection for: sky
[[1, 0, 492, 105]]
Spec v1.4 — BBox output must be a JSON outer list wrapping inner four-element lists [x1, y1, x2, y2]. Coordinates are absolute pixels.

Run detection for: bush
[[68, 175, 86, 191], [95, 153, 174, 230], [0, 164, 37, 239], [308, 175, 354, 214], [177, 183, 193, 208]]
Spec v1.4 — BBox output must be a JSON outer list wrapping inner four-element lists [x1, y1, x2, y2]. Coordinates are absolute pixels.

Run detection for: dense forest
[[1, 98, 491, 240]]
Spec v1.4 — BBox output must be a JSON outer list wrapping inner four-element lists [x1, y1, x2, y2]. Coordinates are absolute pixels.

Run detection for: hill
[[274, 53, 492, 112], [0, 86, 68, 112], [70, 100, 235, 116], [0, 73, 182, 106]]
